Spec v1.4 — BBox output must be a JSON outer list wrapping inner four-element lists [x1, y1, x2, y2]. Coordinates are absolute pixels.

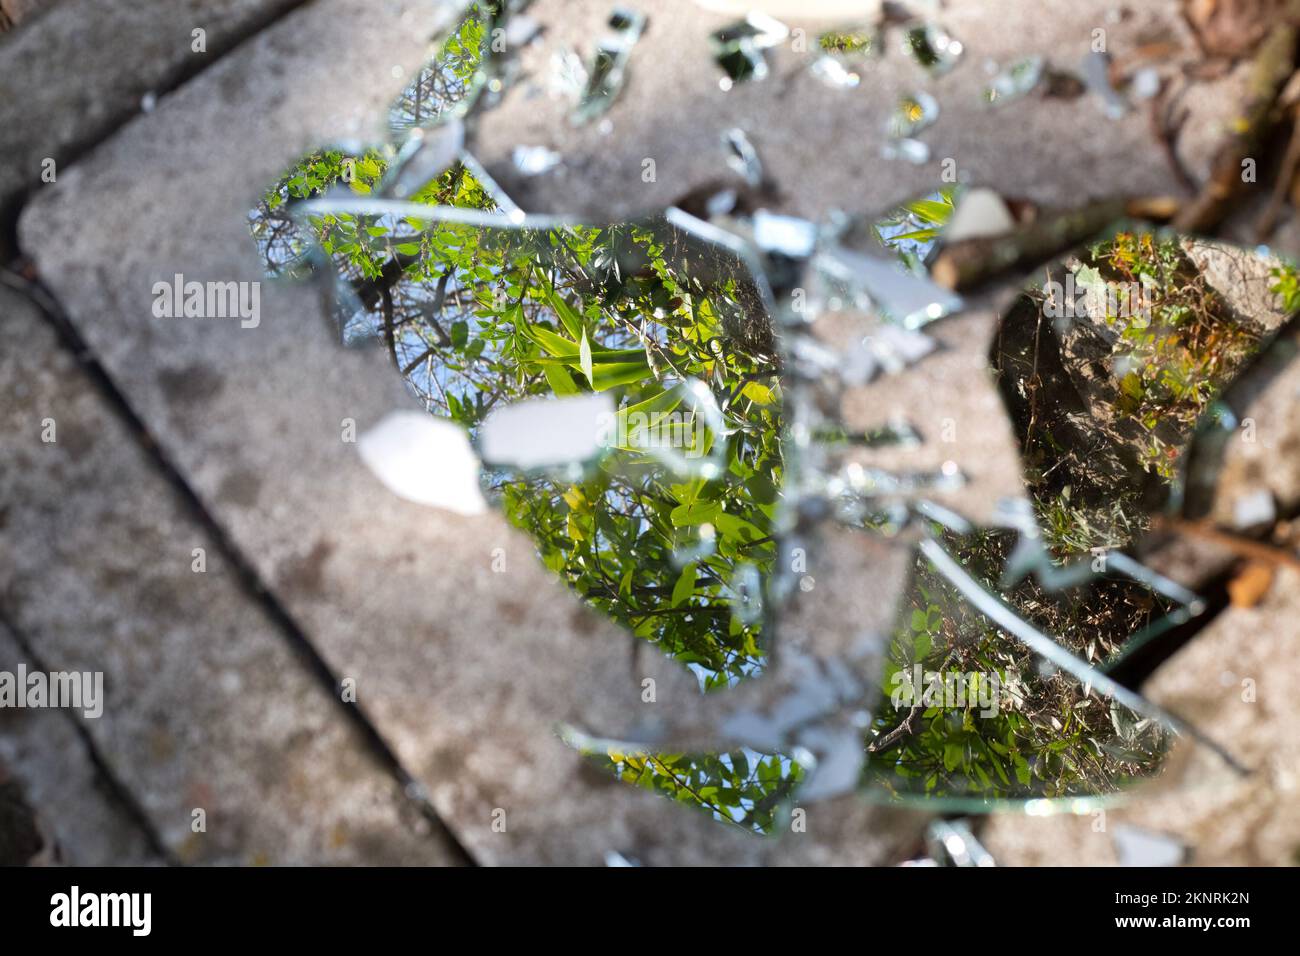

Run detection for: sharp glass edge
[[919, 539, 1248, 777]]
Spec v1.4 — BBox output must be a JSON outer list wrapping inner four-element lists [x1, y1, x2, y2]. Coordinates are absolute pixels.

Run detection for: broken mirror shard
[[1181, 314, 1300, 529], [388, 6, 490, 136], [902, 22, 963, 76], [926, 819, 996, 866], [710, 12, 789, 88], [808, 26, 877, 89], [887, 91, 939, 139], [575, 735, 805, 834], [944, 188, 1016, 243], [275, 188, 786, 692], [809, 55, 860, 89], [1081, 50, 1128, 119], [1129, 68, 1161, 102], [512, 145, 562, 177], [880, 138, 930, 165], [982, 56, 1044, 107], [572, 8, 647, 123], [880, 91, 935, 160], [723, 128, 763, 189], [1111, 824, 1187, 866], [861, 534, 1242, 810], [993, 231, 1291, 564], [816, 243, 962, 330], [357, 410, 487, 515], [246, 7, 1260, 834]]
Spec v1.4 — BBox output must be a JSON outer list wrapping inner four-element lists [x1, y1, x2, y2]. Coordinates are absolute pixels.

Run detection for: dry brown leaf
[[1227, 559, 1275, 607]]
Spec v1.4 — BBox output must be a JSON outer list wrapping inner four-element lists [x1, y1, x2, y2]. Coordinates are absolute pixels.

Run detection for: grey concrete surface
[[0, 0, 312, 254], [0, 622, 162, 865], [0, 285, 465, 864]]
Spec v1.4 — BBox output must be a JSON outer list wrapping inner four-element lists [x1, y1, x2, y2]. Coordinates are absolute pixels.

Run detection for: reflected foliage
[[590, 748, 802, 833], [997, 231, 1281, 556], [867, 530, 1172, 801]]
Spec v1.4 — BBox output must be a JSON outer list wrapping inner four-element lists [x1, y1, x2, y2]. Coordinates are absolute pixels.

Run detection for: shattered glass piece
[[857, 536, 1242, 808], [694, 0, 881, 16], [944, 187, 1016, 243], [861, 418, 923, 449], [1081, 50, 1128, 119], [710, 12, 790, 88], [1231, 488, 1275, 531], [705, 188, 739, 218], [478, 393, 615, 470], [1043, 66, 1087, 100], [996, 232, 1286, 560], [926, 819, 997, 866], [502, 13, 541, 49], [357, 410, 487, 515], [982, 56, 1044, 107], [816, 244, 963, 329], [302, 210, 780, 694], [548, 47, 589, 100], [809, 55, 860, 89], [1112, 824, 1186, 866], [817, 26, 876, 60], [1130, 67, 1161, 101], [389, 7, 489, 136], [753, 210, 818, 259], [880, 137, 930, 165], [573, 8, 647, 124], [385, 121, 465, 199], [793, 725, 866, 800], [723, 128, 763, 188], [863, 323, 936, 373], [808, 25, 876, 87], [724, 562, 764, 627], [796, 302, 939, 386], [887, 91, 939, 138], [574, 734, 803, 833], [1181, 315, 1300, 529], [512, 144, 562, 176], [870, 189, 956, 263], [903, 23, 963, 76]]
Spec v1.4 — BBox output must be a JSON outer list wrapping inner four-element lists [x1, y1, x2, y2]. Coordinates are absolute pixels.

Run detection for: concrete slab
[[0, 0, 309, 251], [0, 621, 162, 865], [0, 284, 465, 864]]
